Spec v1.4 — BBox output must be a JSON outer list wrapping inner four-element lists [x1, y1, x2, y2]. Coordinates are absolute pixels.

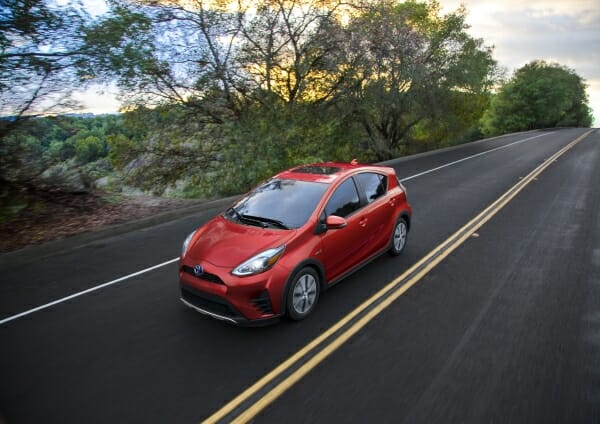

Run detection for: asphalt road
[[1, 128, 598, 423]]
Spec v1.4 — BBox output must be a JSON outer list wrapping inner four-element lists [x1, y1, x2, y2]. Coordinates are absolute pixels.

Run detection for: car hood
[[187, 215, 297, 268]]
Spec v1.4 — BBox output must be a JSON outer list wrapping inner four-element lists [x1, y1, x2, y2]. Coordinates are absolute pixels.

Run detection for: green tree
[[0, 131, 46, 190], [83, 1, 242, 119], [237, 0, 352, 105], [103, 106, 223, 195], [0, 0, 105, 199], [45, 139, 72, 161], [482, 60, 593, 135], [0, 0, 91, 133], [342, 0, 497, 158], [75, 135, 104, 163]]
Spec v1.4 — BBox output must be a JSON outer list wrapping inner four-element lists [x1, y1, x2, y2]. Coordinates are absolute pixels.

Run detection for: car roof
[[275, 161, 393, 184]]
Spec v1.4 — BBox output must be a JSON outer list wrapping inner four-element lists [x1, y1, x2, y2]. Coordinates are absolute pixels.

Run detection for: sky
[[79, 0, 600, 126]]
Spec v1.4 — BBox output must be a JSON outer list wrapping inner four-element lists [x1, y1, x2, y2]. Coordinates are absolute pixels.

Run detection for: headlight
[[181, 230, 197, 256], [232, 245, 285, 276]]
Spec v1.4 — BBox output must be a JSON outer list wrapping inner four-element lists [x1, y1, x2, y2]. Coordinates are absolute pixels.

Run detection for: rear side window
[[325, 178, 360, 217], [356, 173, 387, 204]]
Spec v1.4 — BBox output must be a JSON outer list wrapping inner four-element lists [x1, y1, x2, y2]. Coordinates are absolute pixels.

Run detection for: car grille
[[181, 286, 243, 320], [182, 265, 225, 285], [251, 290, 274, 315]]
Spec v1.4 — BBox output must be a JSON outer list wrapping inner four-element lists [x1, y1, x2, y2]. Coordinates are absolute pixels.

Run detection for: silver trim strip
[[180, 297, 238, 324]]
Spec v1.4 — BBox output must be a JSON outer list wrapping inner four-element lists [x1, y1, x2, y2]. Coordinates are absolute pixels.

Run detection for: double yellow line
[[204, 130, 593, 424]]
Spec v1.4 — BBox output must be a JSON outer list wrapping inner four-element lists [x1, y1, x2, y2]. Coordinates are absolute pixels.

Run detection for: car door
[[319, 177, 369, 282], [354, 172, 392, 256]]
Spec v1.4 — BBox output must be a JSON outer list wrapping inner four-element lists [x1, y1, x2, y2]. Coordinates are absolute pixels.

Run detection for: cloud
[[74, 83, 121, 114], [440, 0, 600, 125]]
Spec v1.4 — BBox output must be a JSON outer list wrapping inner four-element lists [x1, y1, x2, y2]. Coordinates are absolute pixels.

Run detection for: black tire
[[388, 216, 408, 256], [286, 267, 320, 321]]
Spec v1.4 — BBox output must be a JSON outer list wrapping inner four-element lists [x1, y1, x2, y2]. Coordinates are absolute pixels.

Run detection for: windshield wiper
[[226, 208, 289, 229], [226, 208, 267, 227], [240, 214, 290, 229], [226, 207, 242, 221]]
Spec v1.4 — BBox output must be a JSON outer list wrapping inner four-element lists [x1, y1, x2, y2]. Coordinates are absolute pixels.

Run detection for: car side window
[[356, 173, 387, 204], [325, 178, 361, 218]]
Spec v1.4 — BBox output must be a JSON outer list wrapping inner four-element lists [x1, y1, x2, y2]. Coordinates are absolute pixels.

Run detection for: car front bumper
[[178, 259, 286, 325]]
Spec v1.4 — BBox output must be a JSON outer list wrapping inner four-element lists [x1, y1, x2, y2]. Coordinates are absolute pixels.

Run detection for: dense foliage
[[77, 0, 499, 195], [482, 61, 593, 135], [0, 114, 123, 191]]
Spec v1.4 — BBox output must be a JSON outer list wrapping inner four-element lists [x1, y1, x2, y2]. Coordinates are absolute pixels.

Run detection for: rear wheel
[[388, 217, 408, 256], [286, 267, 320, 321]]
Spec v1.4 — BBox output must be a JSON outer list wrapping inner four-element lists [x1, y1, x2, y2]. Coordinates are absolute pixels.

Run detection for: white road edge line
[[399, 132, 554, 182], [0, 130, 556, 326], [0, 258, 179, 325]]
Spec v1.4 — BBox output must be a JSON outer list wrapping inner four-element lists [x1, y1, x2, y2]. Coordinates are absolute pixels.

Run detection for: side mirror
[[326, 215, 347, 229]]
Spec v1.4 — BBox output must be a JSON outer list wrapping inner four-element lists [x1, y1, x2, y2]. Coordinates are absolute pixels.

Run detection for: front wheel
[[388, 217, 408, 256], [286, 267, 320, 321]]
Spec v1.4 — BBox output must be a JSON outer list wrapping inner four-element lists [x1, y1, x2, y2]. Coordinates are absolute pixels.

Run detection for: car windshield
[[226, 178, 329, 229]]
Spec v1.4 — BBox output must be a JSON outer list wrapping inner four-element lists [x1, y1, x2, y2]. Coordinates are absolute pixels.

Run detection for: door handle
[[359, 217, 368, 227]]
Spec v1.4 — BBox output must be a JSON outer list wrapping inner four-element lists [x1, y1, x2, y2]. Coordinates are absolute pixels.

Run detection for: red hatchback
[[179, 161, 412, 325]]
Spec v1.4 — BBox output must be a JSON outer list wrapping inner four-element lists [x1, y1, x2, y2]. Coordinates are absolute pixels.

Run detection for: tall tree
[[83, 0, 245, 119], [0, 0, 99, 195], [482, 60, 593, 134], [81, 1, 247, 192], [0, 0, 90, 137], [341, 0, 497, 157], [237, 0, 353, 105]]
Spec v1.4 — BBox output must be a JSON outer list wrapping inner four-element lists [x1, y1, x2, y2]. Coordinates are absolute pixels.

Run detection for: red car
[[179, 161, 412, 325]]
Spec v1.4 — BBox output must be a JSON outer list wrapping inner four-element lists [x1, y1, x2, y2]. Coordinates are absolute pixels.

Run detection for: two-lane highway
[[1, 128, 598, 423]]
